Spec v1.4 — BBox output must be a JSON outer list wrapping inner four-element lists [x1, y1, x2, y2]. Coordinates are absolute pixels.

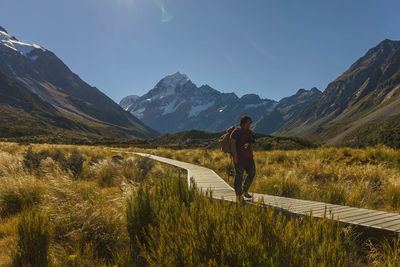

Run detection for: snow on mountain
[[245, 102, 274, 109], [158, 72, 190, 90], [188, 101, 215, 117], [119, 95, 140, 110], [0, 28, 45, 57], [120, 72, 277, 133], [0, 26, 159, 139]]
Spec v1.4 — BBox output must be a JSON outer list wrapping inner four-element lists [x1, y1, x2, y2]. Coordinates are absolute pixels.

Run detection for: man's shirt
[[230, 128, 254, 160]]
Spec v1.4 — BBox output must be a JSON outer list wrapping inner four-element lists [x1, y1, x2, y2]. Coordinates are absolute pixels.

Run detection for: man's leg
[[234, 161, 245, 197], [243, 158, 256, 194]]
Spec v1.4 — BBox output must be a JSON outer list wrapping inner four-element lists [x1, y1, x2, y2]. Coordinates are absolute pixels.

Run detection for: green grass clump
[[13, 208, 50, 267], [126, 173, 360, 266]]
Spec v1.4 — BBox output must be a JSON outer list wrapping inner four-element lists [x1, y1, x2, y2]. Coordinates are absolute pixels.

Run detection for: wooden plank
[[361, 216, 400, 229], [335, 210, 382, 222], [350, 213, 400, 225], [370, 217, 400, 229]]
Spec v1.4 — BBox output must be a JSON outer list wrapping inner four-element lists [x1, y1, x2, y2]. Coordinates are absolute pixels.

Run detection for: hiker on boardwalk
[[230, 115, 256, 199]]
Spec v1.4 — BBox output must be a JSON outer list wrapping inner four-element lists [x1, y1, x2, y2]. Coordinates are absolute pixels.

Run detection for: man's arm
[[231, 139, 238, 164]]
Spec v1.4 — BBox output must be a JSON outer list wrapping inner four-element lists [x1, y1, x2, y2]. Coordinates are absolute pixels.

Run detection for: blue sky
[[1, 0, 399, 102]]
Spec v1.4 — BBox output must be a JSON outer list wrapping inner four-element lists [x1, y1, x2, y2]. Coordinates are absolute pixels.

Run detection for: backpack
[[219, 126, 241, 153]]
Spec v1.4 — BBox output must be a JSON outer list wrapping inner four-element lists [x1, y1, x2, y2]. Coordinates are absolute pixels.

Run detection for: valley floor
[[146, 146, 400, 213], [0, 142, 399, 266]]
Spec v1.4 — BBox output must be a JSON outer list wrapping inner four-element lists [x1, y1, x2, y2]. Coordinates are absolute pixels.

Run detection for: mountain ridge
[[276, 39, 400, 145], [0, 26, 159, 139], [120, 72, 279, 133], [121, 72, 321, 135]]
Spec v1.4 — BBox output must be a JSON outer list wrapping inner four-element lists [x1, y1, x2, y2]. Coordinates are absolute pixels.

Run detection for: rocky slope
[[277, 39, 400, 145], [0, 26, 159, 139], [253, 87, 321, 134], [0, 70, 98, 137]]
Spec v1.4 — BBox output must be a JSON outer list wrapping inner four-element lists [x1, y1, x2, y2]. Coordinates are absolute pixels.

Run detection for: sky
[[1, 0, 399, 103]]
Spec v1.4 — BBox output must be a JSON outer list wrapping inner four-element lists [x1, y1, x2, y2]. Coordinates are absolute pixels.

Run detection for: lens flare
[[152, 0, 174, 23], [160, 3, 173, 23]]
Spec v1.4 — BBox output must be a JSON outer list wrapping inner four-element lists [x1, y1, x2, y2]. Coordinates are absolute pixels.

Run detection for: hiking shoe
[[243, 192, 252, 198]]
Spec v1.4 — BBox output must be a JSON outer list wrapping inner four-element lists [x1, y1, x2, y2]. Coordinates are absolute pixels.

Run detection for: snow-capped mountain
[[120, 95, 140, 111], [0, 26, 159, 139], [120, 72, 277, 133], [0, 26, 46, 58]]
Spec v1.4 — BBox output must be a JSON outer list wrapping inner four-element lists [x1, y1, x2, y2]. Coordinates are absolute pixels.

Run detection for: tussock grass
[[126, 172, 361, 266], [0, 142, 399, 265], [143, 146, 400, 212], [0, 176, 45, 218]]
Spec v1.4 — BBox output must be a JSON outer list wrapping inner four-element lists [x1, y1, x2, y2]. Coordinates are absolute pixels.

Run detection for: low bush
[[96, 160, 120, 187], [135, 156, 154, 182], [65, 150, 85, 177], [23, 146, 51, 171]]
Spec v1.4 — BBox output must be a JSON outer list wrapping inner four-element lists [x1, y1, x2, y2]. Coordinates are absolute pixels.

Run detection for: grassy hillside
[[342, 113, 400, 148], [1, 142, 400, 265], [151, 129, 316, 150], [0, 128, 315, 151]]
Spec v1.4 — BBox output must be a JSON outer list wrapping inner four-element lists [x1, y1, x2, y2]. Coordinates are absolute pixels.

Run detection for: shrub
[[126, 184, 159, 265], [23, 146, 51, 171], [65, 150, 85, 178], [89, 155, 103, 166], [13, 208, 50, 267], [96, 161, 119, 187], [135, 156, 154, 182], [50, 149, 67, 167]]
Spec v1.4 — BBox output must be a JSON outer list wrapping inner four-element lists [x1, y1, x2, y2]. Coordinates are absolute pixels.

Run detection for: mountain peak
[[0, 27, 45, 56], [362, 38, 400, 59], [374, 39, 400, 51], [310, 87, 321, 93], [0, 26, 7, 33], [240, 94, 261, 102], [296, 88, 307, 94], [379, 38, 399, 45], [158, 72, 191, 88], [296, 87, 320, 95]]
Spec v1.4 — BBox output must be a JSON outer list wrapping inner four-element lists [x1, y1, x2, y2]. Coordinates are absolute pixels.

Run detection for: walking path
[[118, 151, 400, 233]]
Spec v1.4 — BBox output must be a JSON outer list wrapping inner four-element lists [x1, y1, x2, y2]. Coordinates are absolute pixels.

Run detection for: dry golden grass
[[0, 142, 160, 265], [137, 146, 400, 212], [1, 142, 400, 265]]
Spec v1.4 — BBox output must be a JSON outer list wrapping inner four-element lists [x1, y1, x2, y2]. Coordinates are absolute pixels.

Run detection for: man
[[230, 115, 256, 200]]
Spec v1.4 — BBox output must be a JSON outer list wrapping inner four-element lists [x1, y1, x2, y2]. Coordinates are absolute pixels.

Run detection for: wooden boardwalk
[[120, 151, 400, 233]]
